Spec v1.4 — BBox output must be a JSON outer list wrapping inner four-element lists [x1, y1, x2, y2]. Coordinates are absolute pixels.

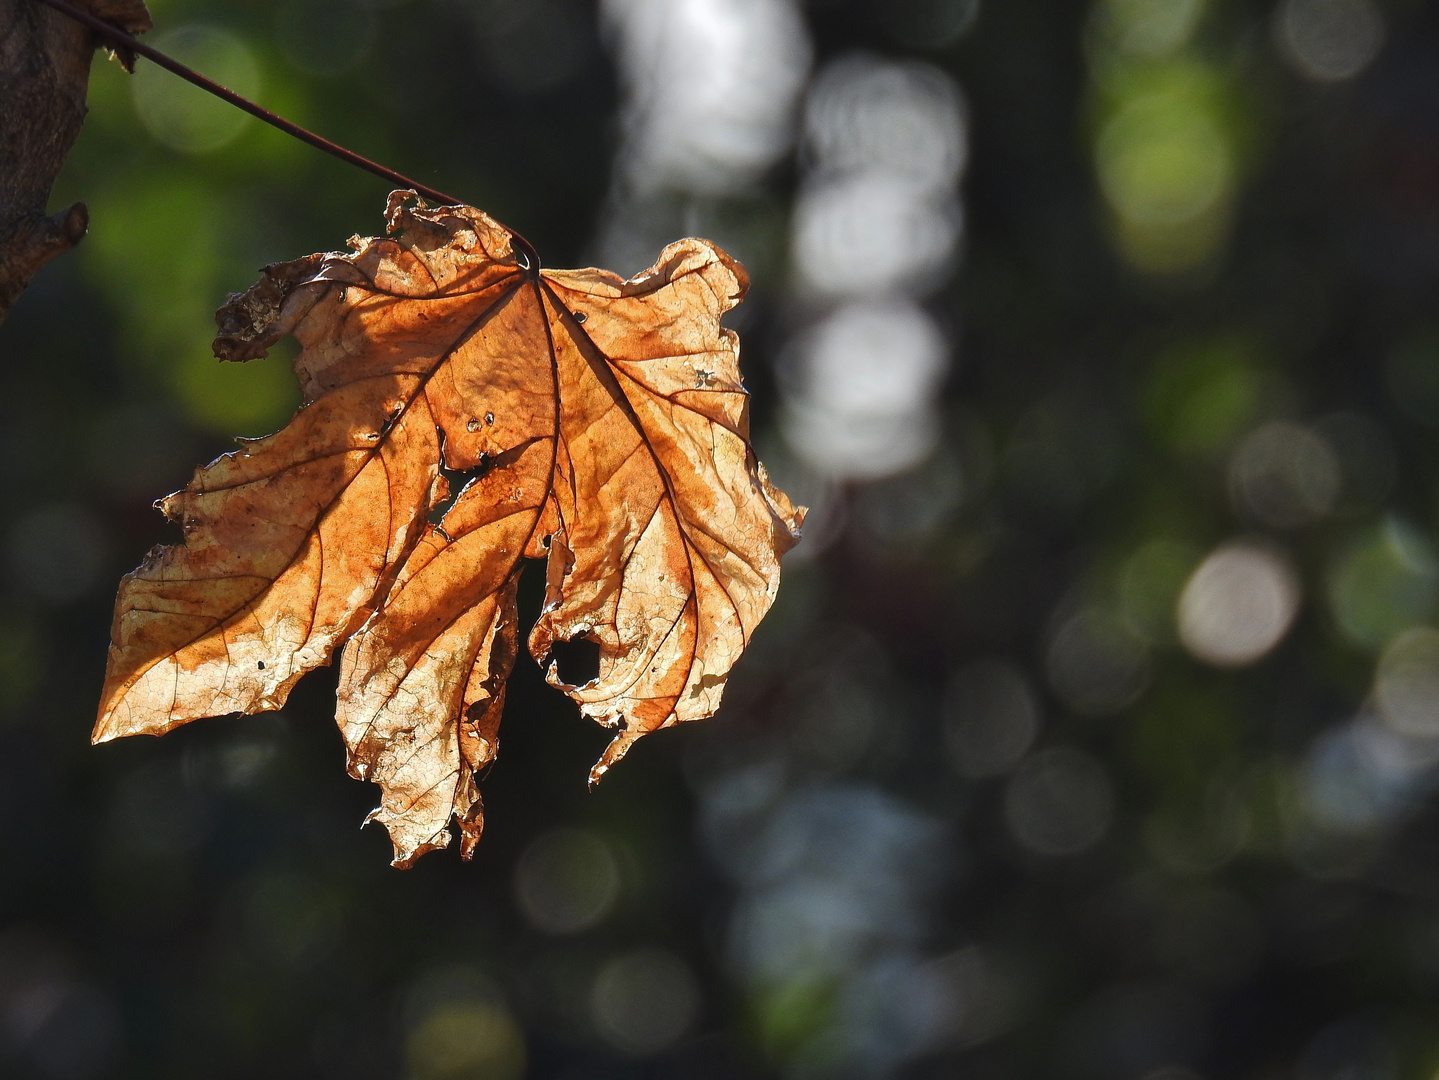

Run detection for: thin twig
[[34, 0, 543, 269]]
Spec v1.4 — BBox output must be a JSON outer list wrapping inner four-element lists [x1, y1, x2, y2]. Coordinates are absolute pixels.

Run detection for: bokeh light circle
[[407, 1001, 526, 1080], [590, 948, 700, 1055], [792, 175, 960, 297], [783, 299, 949, 480], [1046, 608, 1151, 716], [1092, 0, 1204, 58], [1096, 95, 1232, 227], [513, 828, 622, 935], [944, 657, 1042, 778], [1004, 747, 1116, 856], [1275, 0, 1385, 83], [132, 27, 261, 153], [1326, 519, 1439, 650], [1228, 420, 1340, 527], [1375, 628, 1439, 741], [803, 54, 968, 186], [1177, 541, 1301, 667]]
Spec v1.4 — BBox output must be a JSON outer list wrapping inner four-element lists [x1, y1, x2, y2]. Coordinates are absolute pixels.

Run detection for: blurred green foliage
[[5, 0, 1439, 1078]]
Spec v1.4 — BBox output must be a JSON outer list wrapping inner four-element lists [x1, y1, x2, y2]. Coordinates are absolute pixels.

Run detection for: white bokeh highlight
[[1177, 542, 1302, 668], [1274, 0, 1385, 83], [595, 0, 811, 274], [791, 175, 960, 298], [1375, 628, 1439, 742], [601, 0, 811, 194], [783, 299, 949, 480], [782, 54, 968, 481]]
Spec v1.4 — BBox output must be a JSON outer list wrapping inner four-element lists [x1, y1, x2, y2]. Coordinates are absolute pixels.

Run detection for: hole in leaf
[[550, 635, 600, 686], [429, 427, 490, 527], [428, 464, 473, 527]]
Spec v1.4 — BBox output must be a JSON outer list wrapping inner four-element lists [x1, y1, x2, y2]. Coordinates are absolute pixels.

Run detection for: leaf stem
[[35, 0, 543, 269]]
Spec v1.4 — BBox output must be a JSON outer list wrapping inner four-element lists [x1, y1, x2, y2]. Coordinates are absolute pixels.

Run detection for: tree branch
[[0, 0, 150, 325]]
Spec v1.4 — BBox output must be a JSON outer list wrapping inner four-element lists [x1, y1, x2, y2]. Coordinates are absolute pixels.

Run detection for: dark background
[[3, 0, 1439, 1077]]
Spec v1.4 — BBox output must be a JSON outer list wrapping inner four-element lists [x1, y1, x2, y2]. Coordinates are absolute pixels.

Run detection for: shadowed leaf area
[[94, 191, 803, 867]]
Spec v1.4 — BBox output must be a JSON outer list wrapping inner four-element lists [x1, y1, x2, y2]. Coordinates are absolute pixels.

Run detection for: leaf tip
[[458, 810, 484, 861], [91, 696, 153, 744], [589, 728, 644, 787]]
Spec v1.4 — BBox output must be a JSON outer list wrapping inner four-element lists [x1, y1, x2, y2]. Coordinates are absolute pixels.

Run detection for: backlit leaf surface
[[96, 193, 803, 866]]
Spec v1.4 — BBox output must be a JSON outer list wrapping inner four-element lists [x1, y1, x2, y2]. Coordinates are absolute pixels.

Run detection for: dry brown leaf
[[95, 193, 803, 867]]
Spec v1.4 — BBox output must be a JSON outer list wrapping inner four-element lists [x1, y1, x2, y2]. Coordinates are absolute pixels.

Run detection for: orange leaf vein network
[[95, 192, 803, 867]]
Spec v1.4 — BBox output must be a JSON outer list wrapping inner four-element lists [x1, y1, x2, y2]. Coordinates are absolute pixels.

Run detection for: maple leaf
[[95, 192, 803, 867]]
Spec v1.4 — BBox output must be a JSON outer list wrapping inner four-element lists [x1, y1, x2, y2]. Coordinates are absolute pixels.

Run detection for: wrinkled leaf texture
[[96, 193, 803, 866]]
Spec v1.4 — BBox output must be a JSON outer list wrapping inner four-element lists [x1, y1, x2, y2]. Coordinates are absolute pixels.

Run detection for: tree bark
[[0, 0, 149, 325]]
